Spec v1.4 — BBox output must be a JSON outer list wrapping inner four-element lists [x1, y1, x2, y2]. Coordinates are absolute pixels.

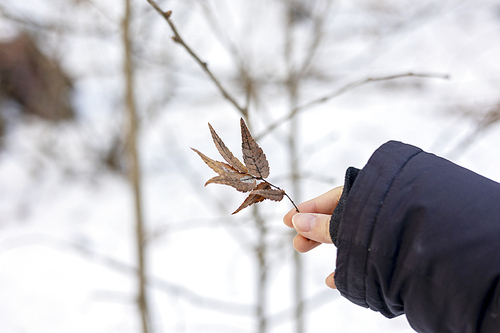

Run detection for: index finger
[[283, 186, 343, 228]]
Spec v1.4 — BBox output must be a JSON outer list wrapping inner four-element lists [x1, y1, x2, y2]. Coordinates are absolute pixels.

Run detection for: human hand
[[283, 186, 343, 289]]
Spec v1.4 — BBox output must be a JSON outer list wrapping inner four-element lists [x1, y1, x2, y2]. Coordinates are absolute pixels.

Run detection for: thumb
[[292, 213, 333, 244]]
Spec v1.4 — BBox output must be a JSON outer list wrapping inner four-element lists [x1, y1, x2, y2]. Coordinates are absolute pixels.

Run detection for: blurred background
[[1, 0, 500, 332]]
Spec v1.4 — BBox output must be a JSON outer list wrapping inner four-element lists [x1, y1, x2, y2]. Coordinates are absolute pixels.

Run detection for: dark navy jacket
[[332, 141, 500, 333]]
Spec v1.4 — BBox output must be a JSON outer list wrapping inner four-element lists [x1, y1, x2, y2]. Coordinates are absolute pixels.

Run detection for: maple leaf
[[192, 118, 298, 214]]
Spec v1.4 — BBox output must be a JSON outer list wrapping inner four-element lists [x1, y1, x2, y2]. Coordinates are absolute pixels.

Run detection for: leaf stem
[[262, 180, 300, 213]]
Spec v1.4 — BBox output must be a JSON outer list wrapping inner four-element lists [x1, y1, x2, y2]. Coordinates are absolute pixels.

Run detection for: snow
[[1, 0, 500, 332]]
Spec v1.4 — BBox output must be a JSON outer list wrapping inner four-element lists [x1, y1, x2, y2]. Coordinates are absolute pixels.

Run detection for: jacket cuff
[[334, 141, 423, 316], [330, 166, 360, 246]]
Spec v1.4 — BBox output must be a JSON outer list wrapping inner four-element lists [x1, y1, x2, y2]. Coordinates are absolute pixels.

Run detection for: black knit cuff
[[329, 167, 360, 246]]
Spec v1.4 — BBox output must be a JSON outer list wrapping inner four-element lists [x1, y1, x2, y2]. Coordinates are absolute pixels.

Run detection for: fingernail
[[292, 213, 316, 232]]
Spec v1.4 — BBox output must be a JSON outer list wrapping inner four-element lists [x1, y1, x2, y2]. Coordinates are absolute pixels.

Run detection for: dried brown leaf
[[251, 188, 285, 202], [208, 123, 248, 174], [240, 118, 269, 178], [191, 148, 238, 175], [205, 174, 256, 192], [232, 182, 270, 214], [193, 119, 297, 214]]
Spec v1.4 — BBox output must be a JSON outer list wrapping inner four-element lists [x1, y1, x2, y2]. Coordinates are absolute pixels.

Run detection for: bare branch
[[255, 72, 450, 140], [145, 0, 247, 116], [123, 1, 150, 331]]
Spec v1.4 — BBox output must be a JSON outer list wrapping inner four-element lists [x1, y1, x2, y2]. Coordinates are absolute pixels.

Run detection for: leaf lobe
[[240, 118, 269, 179]]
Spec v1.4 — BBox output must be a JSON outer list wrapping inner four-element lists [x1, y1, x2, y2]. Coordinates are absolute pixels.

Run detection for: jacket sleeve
[[333, 141, 500, 333]]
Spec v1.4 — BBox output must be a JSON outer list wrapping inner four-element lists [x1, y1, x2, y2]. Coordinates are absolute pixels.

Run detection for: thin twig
[[145, 1, 247, 116], [255, 72, 450, 140]]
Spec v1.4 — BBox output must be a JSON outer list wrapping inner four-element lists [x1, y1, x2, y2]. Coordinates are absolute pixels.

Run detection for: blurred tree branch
[[281, 1, 342, 330], [268, 289, 337, 328], [0, 233, 254, 316], [294, 1, 332, 83], [197, 2, 256, 113], [256, 72, 450, 140], [253, 205, 268, 333], [448, 103, 500, 158], [122, 1, 151, 332], [0, 2, 117, 36], [145, 1, 247, 117]]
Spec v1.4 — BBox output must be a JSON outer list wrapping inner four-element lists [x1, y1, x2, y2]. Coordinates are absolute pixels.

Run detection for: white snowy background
[[1, 0, 500, 332]]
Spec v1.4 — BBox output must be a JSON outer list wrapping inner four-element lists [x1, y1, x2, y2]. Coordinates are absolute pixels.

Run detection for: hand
[[283, 186, 343, 289]]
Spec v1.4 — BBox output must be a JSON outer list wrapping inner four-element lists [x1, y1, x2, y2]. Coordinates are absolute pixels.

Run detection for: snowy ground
[[1, 1, 500, 332]]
